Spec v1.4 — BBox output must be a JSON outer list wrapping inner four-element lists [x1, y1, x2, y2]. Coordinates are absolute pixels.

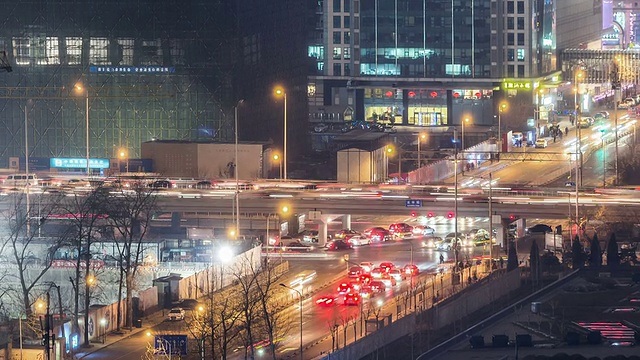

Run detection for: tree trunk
[[116, 267, 125, 332], [83, 256, 91, 347], [126, 271, 133, 329]]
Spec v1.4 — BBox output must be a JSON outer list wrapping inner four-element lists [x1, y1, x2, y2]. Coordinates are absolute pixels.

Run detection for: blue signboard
[[90, 66, 176, 74], [50, 158, 110, 169], [405, 199, 422, 208], [154, 335, 188, 356]]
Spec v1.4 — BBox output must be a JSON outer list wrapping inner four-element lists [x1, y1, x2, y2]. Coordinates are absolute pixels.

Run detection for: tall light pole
[[574, 68, 582, 239], [601, 129, 606, 188], [74, 84, 90, 175], [234, 100, 244, 238], [25, 102, 30, 236], [613, 56, 621, 185], [462, 117, 470, 152], [417, 133, 426, 184], [498, 102, 507, 150], [274, 87, 288, 180], [273, 153, 283, 180], [280, 283, 303, 360]]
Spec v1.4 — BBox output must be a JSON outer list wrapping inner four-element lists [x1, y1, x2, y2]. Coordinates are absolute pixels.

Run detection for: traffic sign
[[155, 335, 188, 356], [405, 199, 422, 208]]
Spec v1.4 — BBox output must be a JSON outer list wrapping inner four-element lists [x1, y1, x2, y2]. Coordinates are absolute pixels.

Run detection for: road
[[82, 225, 496, 360]]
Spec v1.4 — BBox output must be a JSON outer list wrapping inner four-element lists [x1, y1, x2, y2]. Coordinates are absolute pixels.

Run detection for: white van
[[4, 174, 38, 187]]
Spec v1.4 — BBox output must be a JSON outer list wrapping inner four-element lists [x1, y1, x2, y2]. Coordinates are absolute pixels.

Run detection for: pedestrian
[[440, 253, 445, 264], [499, 256, 505, 268], [565, 127, 569, 136]]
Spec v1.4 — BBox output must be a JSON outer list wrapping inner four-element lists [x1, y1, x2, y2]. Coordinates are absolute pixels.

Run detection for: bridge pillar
[[341, 214, 352, 230], [514, 218, 526, 238], [492, 215, 505, 250], [171, 212, 182, 232], [318, 220, 329, 247]]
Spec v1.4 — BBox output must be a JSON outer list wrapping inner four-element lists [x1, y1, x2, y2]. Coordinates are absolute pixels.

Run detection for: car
[[371, 267, 384, 278], [403, 264, 420, 276], [336, 282, 353, 295], [325, 239, 353, 251], [357, 273, 373, 286], [300, 230, 319, 243], [191, 180, 212, 189], [348, 266, 364, 278], [436, 237, 461, 251], [364, 227, 391, 242], [150, 179, 173, 189], [379, 262, 395, 273], [422, 236, 442, 248], [167, 308, 185, 321], [379, 274, 397, 287], [389, 223, 413, 238], [315, 296, 336, 306], [578, 118, 592, 128], [388, 268, 406, 281], [359, 262, 375, 272], [527, 223, 553, 234], [348, 235, 371, 246], [535, 139, 548, 148], [281, 241, 313, 252], [599, 111, 610, 118], [343, 293, 361, 306], [334, 229, 360, 240], [314, 123, 329, 133], [359, 286, 374, 299], [445, 232, 471, 246], [369, 281, 386, 293], [415, 225, 435, 236]]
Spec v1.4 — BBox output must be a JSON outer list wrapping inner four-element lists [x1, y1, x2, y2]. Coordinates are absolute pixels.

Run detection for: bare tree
[[0, 191, 65, 324], [253, 261, 290, 360], [233, 259, 261, 360], [102, 182, 157, 330], [58, 186, 111, 346]]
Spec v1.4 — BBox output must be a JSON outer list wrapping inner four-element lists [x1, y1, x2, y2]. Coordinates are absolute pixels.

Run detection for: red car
[[371, 267, 384, 278], [369, 281, 386, 293], [364, 227, 391, 242], [379, 262, 396, 273], [334, 229, 360, 240], [403, 264, 420, 276], [348, 266, 364, 278], [344, 293, 360, 306], [337, 282, 353, 295], [389, 223, 413, 237], [358, 273, 373, 286], [315, 296, 336, 306], [359, 286, 374, 299]]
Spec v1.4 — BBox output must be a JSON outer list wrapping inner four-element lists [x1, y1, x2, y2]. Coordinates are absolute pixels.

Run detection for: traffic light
[[41, 333, 49, 346], [426, 212, 435, 218], [410, 211, 418, 217], [446, 212, 455, 219], [509, 214, 520, 221]]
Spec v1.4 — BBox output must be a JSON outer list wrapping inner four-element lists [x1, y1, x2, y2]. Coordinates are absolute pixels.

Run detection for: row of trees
[[183, 258, 292, 360], [0, 180, 157, 348]]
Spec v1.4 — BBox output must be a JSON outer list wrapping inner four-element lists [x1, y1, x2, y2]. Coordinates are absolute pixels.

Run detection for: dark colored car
[[150, 180, 173, 189], [191, 180, 212, 189], [325, 239, 353, 251], [364, 227, 391, 242], [527, 224, 552, 234]]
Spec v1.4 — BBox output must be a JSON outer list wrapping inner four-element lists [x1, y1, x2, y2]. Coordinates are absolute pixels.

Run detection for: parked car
[[167, 308, 185, 321], [314, 123, 329, 133], [325, 239, 352, 251], [535, 139, 548, 148]]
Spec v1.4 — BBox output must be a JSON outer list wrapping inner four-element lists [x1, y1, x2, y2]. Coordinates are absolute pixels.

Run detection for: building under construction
[[0, 1, 236, 168]]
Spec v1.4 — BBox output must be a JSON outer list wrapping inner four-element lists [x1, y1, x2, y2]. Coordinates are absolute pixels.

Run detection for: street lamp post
[[274, 87, 288, 180], [280, 284, 303, 360], [74, 84, 90, 175], [234, 100, 244, 239], [601, 130, 606, 188], [273, 154, 283, 180], [498, 102, 507, 150], [462, 117, 470, 153], [417, 133, 426, 184]]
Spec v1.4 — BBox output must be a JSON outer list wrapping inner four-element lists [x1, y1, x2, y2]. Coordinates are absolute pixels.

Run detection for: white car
[[422, 236, 442, 248], [348, 235, 371, 246], [535, 139, 548, 148], [167, 307, 185, 321]]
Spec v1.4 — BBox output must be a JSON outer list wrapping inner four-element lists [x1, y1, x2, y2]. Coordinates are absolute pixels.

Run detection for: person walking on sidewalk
[[565, 127, 569, 136]]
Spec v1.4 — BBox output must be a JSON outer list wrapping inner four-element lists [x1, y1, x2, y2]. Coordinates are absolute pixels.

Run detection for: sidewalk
[[73, 311, 167, 359]]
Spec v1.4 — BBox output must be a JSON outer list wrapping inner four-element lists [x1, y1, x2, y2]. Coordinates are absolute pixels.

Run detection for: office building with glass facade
[[0, 1, 235, 168]]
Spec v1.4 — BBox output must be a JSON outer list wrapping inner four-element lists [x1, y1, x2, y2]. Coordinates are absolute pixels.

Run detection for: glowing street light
[[417, 133, 427, 184], [273, 153, 283, 180], [274, 86, 288, 180], [498, 102, 507, 146], [74, 83, 90, 175]]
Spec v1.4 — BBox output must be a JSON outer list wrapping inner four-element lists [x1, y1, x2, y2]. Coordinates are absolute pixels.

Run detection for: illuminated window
[[333, 47, 342, 59], [44, 37, 60, 65], [89, 37, 109, 65], [517, 48, 525, 61], [343, 47, 351, 59], [118, 38, 135, 65], [66, 37, 82, 65], [308, 45, 324, 60], [13, 37, 30, 65]]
